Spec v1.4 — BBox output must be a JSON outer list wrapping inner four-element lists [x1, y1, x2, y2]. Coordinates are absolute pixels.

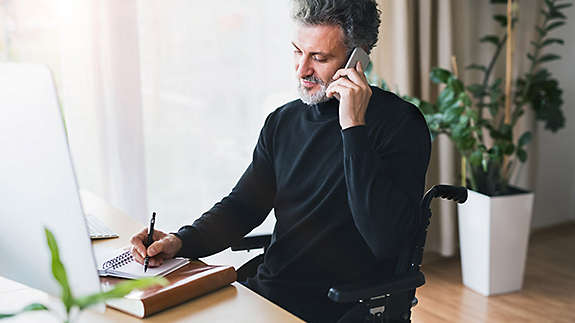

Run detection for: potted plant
[[368, 0, 570, 295], [0, 228, 167, 323]]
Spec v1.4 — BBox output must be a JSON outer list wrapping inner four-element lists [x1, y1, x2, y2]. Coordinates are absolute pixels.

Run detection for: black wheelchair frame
[[230, 184, 468, 322]]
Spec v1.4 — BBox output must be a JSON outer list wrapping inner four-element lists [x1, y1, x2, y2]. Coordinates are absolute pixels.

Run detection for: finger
[[356, 61, 369, 83], [130, 228, 149, 256], [130, 244, 144, 260], [152, 229, 166, 241], [331, 77, 360, 91], [326, 78, 358, 99], [326, 83, 352, 99], [131, 246, 145, 264], [332, 68, 366, 88], [148, 255, 165, 267], [146, 240, 165, 257]]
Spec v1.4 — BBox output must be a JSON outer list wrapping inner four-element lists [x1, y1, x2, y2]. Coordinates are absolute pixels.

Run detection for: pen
[[143, 212, 156, 272]]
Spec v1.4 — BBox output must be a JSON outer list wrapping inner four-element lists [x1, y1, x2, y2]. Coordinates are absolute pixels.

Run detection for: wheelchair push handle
[[422, 185, 467, 209]]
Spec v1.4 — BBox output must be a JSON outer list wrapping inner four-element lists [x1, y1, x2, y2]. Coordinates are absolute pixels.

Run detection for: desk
[[0, 191, 302, 323]]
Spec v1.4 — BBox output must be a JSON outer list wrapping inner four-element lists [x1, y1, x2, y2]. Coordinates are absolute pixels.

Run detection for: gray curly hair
[[291, 0, 381, 54]]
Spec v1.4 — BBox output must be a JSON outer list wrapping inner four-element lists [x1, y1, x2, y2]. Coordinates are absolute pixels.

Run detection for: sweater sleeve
[[174, 113, 277, 259], [341, 108, 430, 261]]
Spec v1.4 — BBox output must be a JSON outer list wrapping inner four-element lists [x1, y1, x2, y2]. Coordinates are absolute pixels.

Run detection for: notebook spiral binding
[[102, 250, 134, 271]]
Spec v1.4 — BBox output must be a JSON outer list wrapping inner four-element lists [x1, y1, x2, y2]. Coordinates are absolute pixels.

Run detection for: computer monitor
[[0, 63, 102, 303]]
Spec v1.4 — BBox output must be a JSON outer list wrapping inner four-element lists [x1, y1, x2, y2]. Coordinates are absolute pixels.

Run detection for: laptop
[[0, 63, 103, 306]]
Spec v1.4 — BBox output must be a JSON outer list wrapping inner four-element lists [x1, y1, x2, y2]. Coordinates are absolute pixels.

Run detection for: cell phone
[[331, 47, 371, 101], [344, 47, 370, 70]]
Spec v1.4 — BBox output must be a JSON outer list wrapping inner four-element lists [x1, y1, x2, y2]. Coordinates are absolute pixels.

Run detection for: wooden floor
[[411, 222, 575, 323]]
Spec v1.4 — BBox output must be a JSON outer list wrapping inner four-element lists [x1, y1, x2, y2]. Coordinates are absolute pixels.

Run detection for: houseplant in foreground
[[0, 228, 167, 323], [368, 0, 570, 295]]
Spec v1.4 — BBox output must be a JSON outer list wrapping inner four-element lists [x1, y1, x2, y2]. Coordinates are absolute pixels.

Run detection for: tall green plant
[[0, 228, 167, 323], [368, 0, 570, 196]]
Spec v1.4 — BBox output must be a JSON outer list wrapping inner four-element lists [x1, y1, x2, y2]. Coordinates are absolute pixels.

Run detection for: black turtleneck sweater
[[174, 86, 431, 322]]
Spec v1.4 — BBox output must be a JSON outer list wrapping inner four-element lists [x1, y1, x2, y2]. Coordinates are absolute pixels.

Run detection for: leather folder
[[101, 261, 237, 318]]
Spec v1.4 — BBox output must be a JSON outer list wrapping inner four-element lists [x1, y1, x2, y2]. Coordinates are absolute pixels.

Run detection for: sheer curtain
[[0, 0, 148, 221], [138, 1, 296, 231]]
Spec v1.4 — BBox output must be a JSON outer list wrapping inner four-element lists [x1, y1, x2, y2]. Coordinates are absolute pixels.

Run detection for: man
[[131, 0, 430, 321]]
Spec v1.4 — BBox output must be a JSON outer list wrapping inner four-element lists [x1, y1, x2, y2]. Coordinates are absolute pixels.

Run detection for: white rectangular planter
[[457, 189, 534, 296]]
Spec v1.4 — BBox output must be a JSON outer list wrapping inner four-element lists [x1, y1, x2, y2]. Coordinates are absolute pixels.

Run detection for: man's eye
[[313, 56, 326, 62]]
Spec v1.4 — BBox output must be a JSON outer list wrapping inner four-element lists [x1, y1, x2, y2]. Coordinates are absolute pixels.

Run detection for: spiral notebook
[[96, 248, 189, 279]]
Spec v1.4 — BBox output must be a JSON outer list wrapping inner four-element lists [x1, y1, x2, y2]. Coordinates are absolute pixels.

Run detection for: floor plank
[[412, 222, 575, 323]]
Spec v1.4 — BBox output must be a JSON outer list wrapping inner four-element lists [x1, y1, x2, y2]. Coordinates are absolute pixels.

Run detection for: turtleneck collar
[[308, 97, 339, 120]]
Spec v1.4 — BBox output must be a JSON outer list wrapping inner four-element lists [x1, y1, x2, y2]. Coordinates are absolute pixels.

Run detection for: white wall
[[532, 5, 575, 227]]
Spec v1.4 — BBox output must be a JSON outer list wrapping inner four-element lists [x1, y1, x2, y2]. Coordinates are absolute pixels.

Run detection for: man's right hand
[[130, 228, 183, 267]]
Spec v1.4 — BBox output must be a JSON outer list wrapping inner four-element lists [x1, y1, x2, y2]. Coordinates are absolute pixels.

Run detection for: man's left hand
[[326, 61, 372, 129]]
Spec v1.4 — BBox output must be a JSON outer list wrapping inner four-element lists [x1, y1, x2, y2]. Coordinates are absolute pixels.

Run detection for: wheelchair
[[230, 184, 468, 322]]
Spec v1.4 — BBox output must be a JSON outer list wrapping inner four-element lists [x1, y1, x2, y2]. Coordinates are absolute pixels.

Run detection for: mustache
[[301, 75, 325, 86]]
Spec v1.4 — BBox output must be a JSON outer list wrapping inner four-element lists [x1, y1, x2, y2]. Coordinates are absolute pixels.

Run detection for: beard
[[297, 75, 332, 105]]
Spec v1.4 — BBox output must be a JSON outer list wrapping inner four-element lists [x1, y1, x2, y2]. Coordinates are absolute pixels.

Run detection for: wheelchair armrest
[[328, 270, 425, 303], [230, 234, 271, 251]]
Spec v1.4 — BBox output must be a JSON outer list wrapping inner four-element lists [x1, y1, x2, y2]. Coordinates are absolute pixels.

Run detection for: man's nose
[[296, 57, 313, 79]]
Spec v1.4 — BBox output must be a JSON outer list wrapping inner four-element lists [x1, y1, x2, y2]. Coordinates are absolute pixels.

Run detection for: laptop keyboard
[[86, 214, 119, 239]]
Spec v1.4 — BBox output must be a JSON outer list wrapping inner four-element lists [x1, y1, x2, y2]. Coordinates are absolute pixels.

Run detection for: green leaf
[[548, 9, 567, 19], [403, 96, 421, 107], [555, 3, 573, 10], [527, 53, 536, 62], [0, 303, 48, 319], [526, 68, 566, 132], [541, 38, 565, 47], [537, 54, 561, 64], [489, 145, 503, 163], [378, 79, 390, 91], [536, 26, 547, 37], [493, 14, 508, 27], [75, 277, 168, 310], [546, 21, 566, 32], [45, 228, 74, 313], [517, 148, 527, 162], [448, 77, 464, 93], [490, 78, 503, 91], [430, 68, 451, 84], [468, 109, 479, 122], [419, 101, 436, 114], [488, 103, 499, 118], [470, 150, 483, 167], [438, 88, 456, 111], [480, 35, 499, 46], [443, 103, 464, 124], [500, 124, 513, 140], [21, 304, 48, 312], [503, 142, 515, 155], [467, 84, 485, 98], [459, 92, 472, 107], [466, 64, 487, 72], [518, 131, 532, 147]]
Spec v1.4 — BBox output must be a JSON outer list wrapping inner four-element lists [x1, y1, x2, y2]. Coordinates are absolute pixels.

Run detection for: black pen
[[143, 212, 156, 272]]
